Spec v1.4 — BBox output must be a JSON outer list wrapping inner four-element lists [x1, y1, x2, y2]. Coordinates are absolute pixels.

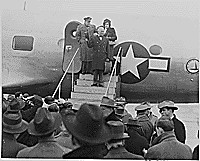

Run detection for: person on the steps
[[87, 26, 110, 87]]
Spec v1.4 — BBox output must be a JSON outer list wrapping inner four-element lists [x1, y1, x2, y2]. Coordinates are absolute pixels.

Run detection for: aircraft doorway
[[62, 21, 82, 73]]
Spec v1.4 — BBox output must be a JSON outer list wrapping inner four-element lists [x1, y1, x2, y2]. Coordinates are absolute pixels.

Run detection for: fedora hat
[[158, 100, 178, 110], [125, 118, 141, 127], [28, 107, 62, 136], [3, 111, 28, 134], [7, 98, 25, 112], [107, 121, 129, 140], [62, 103, 112, 145], [135, 102, 152, 111], [100, 96, 117, 108], [44, 96, 55, 104], [115, 97, 127, 105]]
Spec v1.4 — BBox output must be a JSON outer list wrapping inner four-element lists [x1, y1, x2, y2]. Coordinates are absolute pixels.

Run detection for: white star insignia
[[121, 44, 147, 79]]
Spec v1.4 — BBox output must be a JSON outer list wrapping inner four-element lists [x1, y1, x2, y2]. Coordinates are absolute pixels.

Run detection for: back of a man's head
[[156, 116, 174, 132]]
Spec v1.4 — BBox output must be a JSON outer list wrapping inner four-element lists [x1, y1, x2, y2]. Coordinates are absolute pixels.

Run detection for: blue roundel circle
[[113, 41, 150, 84]]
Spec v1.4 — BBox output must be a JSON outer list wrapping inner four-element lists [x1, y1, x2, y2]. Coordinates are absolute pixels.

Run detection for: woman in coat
[[103, 18, 118, 73]]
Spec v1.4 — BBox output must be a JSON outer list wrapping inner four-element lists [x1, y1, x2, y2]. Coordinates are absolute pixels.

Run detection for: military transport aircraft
[[2, 0, 199, 103]]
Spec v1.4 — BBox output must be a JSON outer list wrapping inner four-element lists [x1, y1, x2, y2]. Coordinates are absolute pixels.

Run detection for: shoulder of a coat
[[77, 24, 85, 29]]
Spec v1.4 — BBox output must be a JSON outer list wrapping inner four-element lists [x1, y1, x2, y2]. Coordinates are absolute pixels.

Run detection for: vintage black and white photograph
[[1, 0, 199, 159]]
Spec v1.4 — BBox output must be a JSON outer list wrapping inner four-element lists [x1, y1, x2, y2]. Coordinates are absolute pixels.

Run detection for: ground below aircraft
[[2, 1, 199, 103]]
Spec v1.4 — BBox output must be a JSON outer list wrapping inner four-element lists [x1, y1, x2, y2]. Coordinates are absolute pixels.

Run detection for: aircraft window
[[71, 30, 77, 39], [12, 36, 34, 51]]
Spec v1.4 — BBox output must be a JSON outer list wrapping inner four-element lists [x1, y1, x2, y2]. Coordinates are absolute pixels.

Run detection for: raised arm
[[75, 25, 82, 43]]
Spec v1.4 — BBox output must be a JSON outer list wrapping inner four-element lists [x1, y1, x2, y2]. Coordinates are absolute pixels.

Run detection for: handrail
[[52, 48, 79, 98], [104, 47, 122, 96]]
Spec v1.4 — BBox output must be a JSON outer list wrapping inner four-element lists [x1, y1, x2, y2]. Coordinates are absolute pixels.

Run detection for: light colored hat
[[158, 100, 178, 110], [135, 102, 152, 111]]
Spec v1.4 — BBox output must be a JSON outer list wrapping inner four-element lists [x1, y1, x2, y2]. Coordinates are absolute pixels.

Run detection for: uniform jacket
[[88, 35, 110, 71], [17, 138, 71, 158], [137, 114, 154, 143], [145, 131, 192, 160], [63, 144, 108, 159], [104, 146, 144, 159], [2, 133, 27, 158], [172, 114, 186, 144], [76, 24, 96, 61], [125, 127, 149, 156]]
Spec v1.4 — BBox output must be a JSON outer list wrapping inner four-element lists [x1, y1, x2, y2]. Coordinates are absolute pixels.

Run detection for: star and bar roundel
[[113, 41, 171, 84]]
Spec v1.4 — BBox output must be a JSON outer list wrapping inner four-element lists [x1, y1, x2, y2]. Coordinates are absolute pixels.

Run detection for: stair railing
[[104, 47, 122, 97], [52, 48, 79, 98]]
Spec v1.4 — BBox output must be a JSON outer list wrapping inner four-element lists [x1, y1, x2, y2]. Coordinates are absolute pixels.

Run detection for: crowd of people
[[2, 91, 199, 159]]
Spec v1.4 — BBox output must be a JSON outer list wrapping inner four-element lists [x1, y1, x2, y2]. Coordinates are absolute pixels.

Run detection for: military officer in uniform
[[76, 16, 97, 74]]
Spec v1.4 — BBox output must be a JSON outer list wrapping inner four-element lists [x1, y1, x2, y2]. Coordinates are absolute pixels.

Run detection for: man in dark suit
[[62, 103, 111, 159], [124, 118, 149, 157], [104, 121, 144, 159], [145, 116, 192, 160], [2, 109, 28, 158], [135, 102, 154, 143], [87, 26, 110, 87], [157, 100, 186, 144]]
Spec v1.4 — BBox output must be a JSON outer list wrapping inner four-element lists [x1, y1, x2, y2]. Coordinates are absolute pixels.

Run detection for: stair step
[[80, 74, 118, 82], [71, 92, 114, 100], [74, 85, 115, 95], [76, 79, 116, 88]]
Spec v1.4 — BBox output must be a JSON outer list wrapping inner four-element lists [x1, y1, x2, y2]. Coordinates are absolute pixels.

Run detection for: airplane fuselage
[[2, 2, 199, 103]]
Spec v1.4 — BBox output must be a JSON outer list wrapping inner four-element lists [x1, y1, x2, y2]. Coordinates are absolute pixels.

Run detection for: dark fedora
[[30, 95, 43, 106], [3, 111, 28, 134], [158, 100, 178, 110], [7, 98, 25, 112], [48, 103, 59, 113], [125, 118, 141, 127], [100, 96, 118, 108], [44, 96, 55, 105], [62, 103, 112, 145], [107, 121, 129, 140], [28, 107, 62, 136]]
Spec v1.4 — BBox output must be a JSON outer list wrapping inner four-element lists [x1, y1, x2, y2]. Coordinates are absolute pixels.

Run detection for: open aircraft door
[[62, 21, 82, 73]]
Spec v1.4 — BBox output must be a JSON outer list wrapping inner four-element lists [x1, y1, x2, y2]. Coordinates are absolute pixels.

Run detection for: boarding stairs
[[52, 47, 122, 110], [68, 74, 118, 109]]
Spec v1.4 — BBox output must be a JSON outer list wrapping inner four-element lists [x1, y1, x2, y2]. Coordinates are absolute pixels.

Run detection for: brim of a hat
[[159, 106, 178, 110], [62, 113, 111, 145], [3, 120, 28, 134], [116, 102, 127, 105], [113, 133, 130, 140], [100, 103, 117, 108], [28, 112, 62, 136]]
